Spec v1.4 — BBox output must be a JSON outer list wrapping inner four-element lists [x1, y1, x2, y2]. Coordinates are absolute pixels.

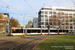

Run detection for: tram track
[[20, 35, 60, 50], [20, 35, 48, 50], [20, 39, 42, 50], [9, 35, 48, 50], [9, 40, 32, 50]]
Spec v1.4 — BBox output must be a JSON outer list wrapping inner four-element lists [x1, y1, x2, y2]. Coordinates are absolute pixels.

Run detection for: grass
[[34, 35, 75, 50]]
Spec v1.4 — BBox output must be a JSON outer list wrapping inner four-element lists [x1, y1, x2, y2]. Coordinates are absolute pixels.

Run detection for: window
[[53, 12, 56, 14], [49, 11, 52, 14], [45, 22, 48, 25], [35, 21, 36, 23], [70, 16, 72, 18], [74, 20, 75, 22], [41, 19, 44, 21], [49, 16, 51, 18], [45, 15, 48, 17], [45, 11, 48, 14], [70, 26, 73, 29], [41, 22, 44, 25], [66, 14, 68, 15], [42, 8, 52, 10], [69, 14, 72, 15], [56, 9, 75, 11], [45, 19, 48, 21], [12, 29, 24, 33], [41, 15, 44, 17]]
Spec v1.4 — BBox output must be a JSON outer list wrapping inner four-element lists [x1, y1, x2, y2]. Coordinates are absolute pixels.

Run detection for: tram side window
[[42, 30, 48, 33], [27, 30, 31, 33], [38, 30, 41, 33], [27, 30, 41, 33], [59, 30, 62, 32]]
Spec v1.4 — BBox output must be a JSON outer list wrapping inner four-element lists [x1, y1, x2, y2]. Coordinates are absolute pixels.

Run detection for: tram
[[9, 27, 67, 36]]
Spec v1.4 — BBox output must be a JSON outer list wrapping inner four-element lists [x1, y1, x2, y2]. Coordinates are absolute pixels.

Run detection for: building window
[[53, 12, 56, 14], [69, 14, 72, 16], [42, 8, 52, 10], [45, 15, 48, 17], [45, 19, 48, 21], [74, 23, 75, 25], [41, 11, 44, 14], [45, 22, 48, 25], [74, 20, 75, 22], [45, 11, 48, 14], [49, 16, 51, 19], [41, 22, 44, 25], [70, 26, 73, 29], [56, 9, 75, 11], [70, 16, 72, 18], [66, 14, 68, 15], [35, 21, 36, 23], [41, 19, 44, 21], [49, 11, 52, 14], [41, 15, 44, 17]]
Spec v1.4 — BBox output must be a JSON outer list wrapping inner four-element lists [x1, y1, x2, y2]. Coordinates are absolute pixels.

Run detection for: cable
[[53, 0, 60, 7], [0, 0, 37, 18], [24, 0, 37, 14], [71, 0, 75, 5], [10, 13, 37, 18], [0, 0, 21, 13]]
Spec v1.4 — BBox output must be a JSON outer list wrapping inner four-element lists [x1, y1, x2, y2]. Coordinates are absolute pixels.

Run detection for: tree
[[27, 20, 33, 27], [72, 14, 75, 22], [10, 17, 21, 28], [25, 25, 29, 27], [49, 12, 71, 29], [0, 13, 8, 32]]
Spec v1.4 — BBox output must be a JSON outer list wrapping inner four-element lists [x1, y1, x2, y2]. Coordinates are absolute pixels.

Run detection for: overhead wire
[[53, 0, 60, 7], [0, 0, 37, 18], [0, 0, 21, 13], [71, 0, 75, 5], [24, 0, 37, 14]]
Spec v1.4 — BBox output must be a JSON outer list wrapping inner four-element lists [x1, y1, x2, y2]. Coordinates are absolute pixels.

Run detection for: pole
[[8, 15, 10, 33], [5, 21, 6, 35], [41, 27, 42, 35], [25, 27, 27, 35], [48, 24, 50, 37], [23, 16, 25, 36], [5, 7, 7, 35]]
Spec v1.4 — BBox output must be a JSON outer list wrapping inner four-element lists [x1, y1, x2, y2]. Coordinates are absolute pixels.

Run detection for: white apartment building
[[38, 6, 75, 32]]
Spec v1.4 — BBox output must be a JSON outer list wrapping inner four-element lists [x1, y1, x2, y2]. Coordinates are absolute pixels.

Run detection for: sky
[[0, 0, 75, 25]]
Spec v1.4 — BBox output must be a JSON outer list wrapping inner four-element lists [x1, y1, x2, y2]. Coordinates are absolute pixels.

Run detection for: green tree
[[27, 20, 33, 27], [10, 17, 21, 28]]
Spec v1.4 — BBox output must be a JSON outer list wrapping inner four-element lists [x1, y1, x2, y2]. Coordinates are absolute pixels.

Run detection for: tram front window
[[12, 29, 23, 33]]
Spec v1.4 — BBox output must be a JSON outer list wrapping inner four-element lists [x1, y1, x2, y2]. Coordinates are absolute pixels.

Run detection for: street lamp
[[21, 14, 25, 36], [2, 6, 9, 35], [41, 26, 42, 35], [48, 24, 50, 37]]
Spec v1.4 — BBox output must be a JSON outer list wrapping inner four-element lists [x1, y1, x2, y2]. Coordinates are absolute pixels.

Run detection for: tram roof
[[11, 27, 58, 30]]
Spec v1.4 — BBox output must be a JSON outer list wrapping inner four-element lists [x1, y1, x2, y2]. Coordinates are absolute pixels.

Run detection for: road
[[0, 35, 60, 50]]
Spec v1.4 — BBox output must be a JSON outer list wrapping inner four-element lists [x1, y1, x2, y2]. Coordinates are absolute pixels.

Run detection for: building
[[38, 6, 75, 32], [33, 18, 38, 28]]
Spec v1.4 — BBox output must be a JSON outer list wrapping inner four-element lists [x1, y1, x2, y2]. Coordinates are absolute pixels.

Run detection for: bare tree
[[49, 12, 71, 29]]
